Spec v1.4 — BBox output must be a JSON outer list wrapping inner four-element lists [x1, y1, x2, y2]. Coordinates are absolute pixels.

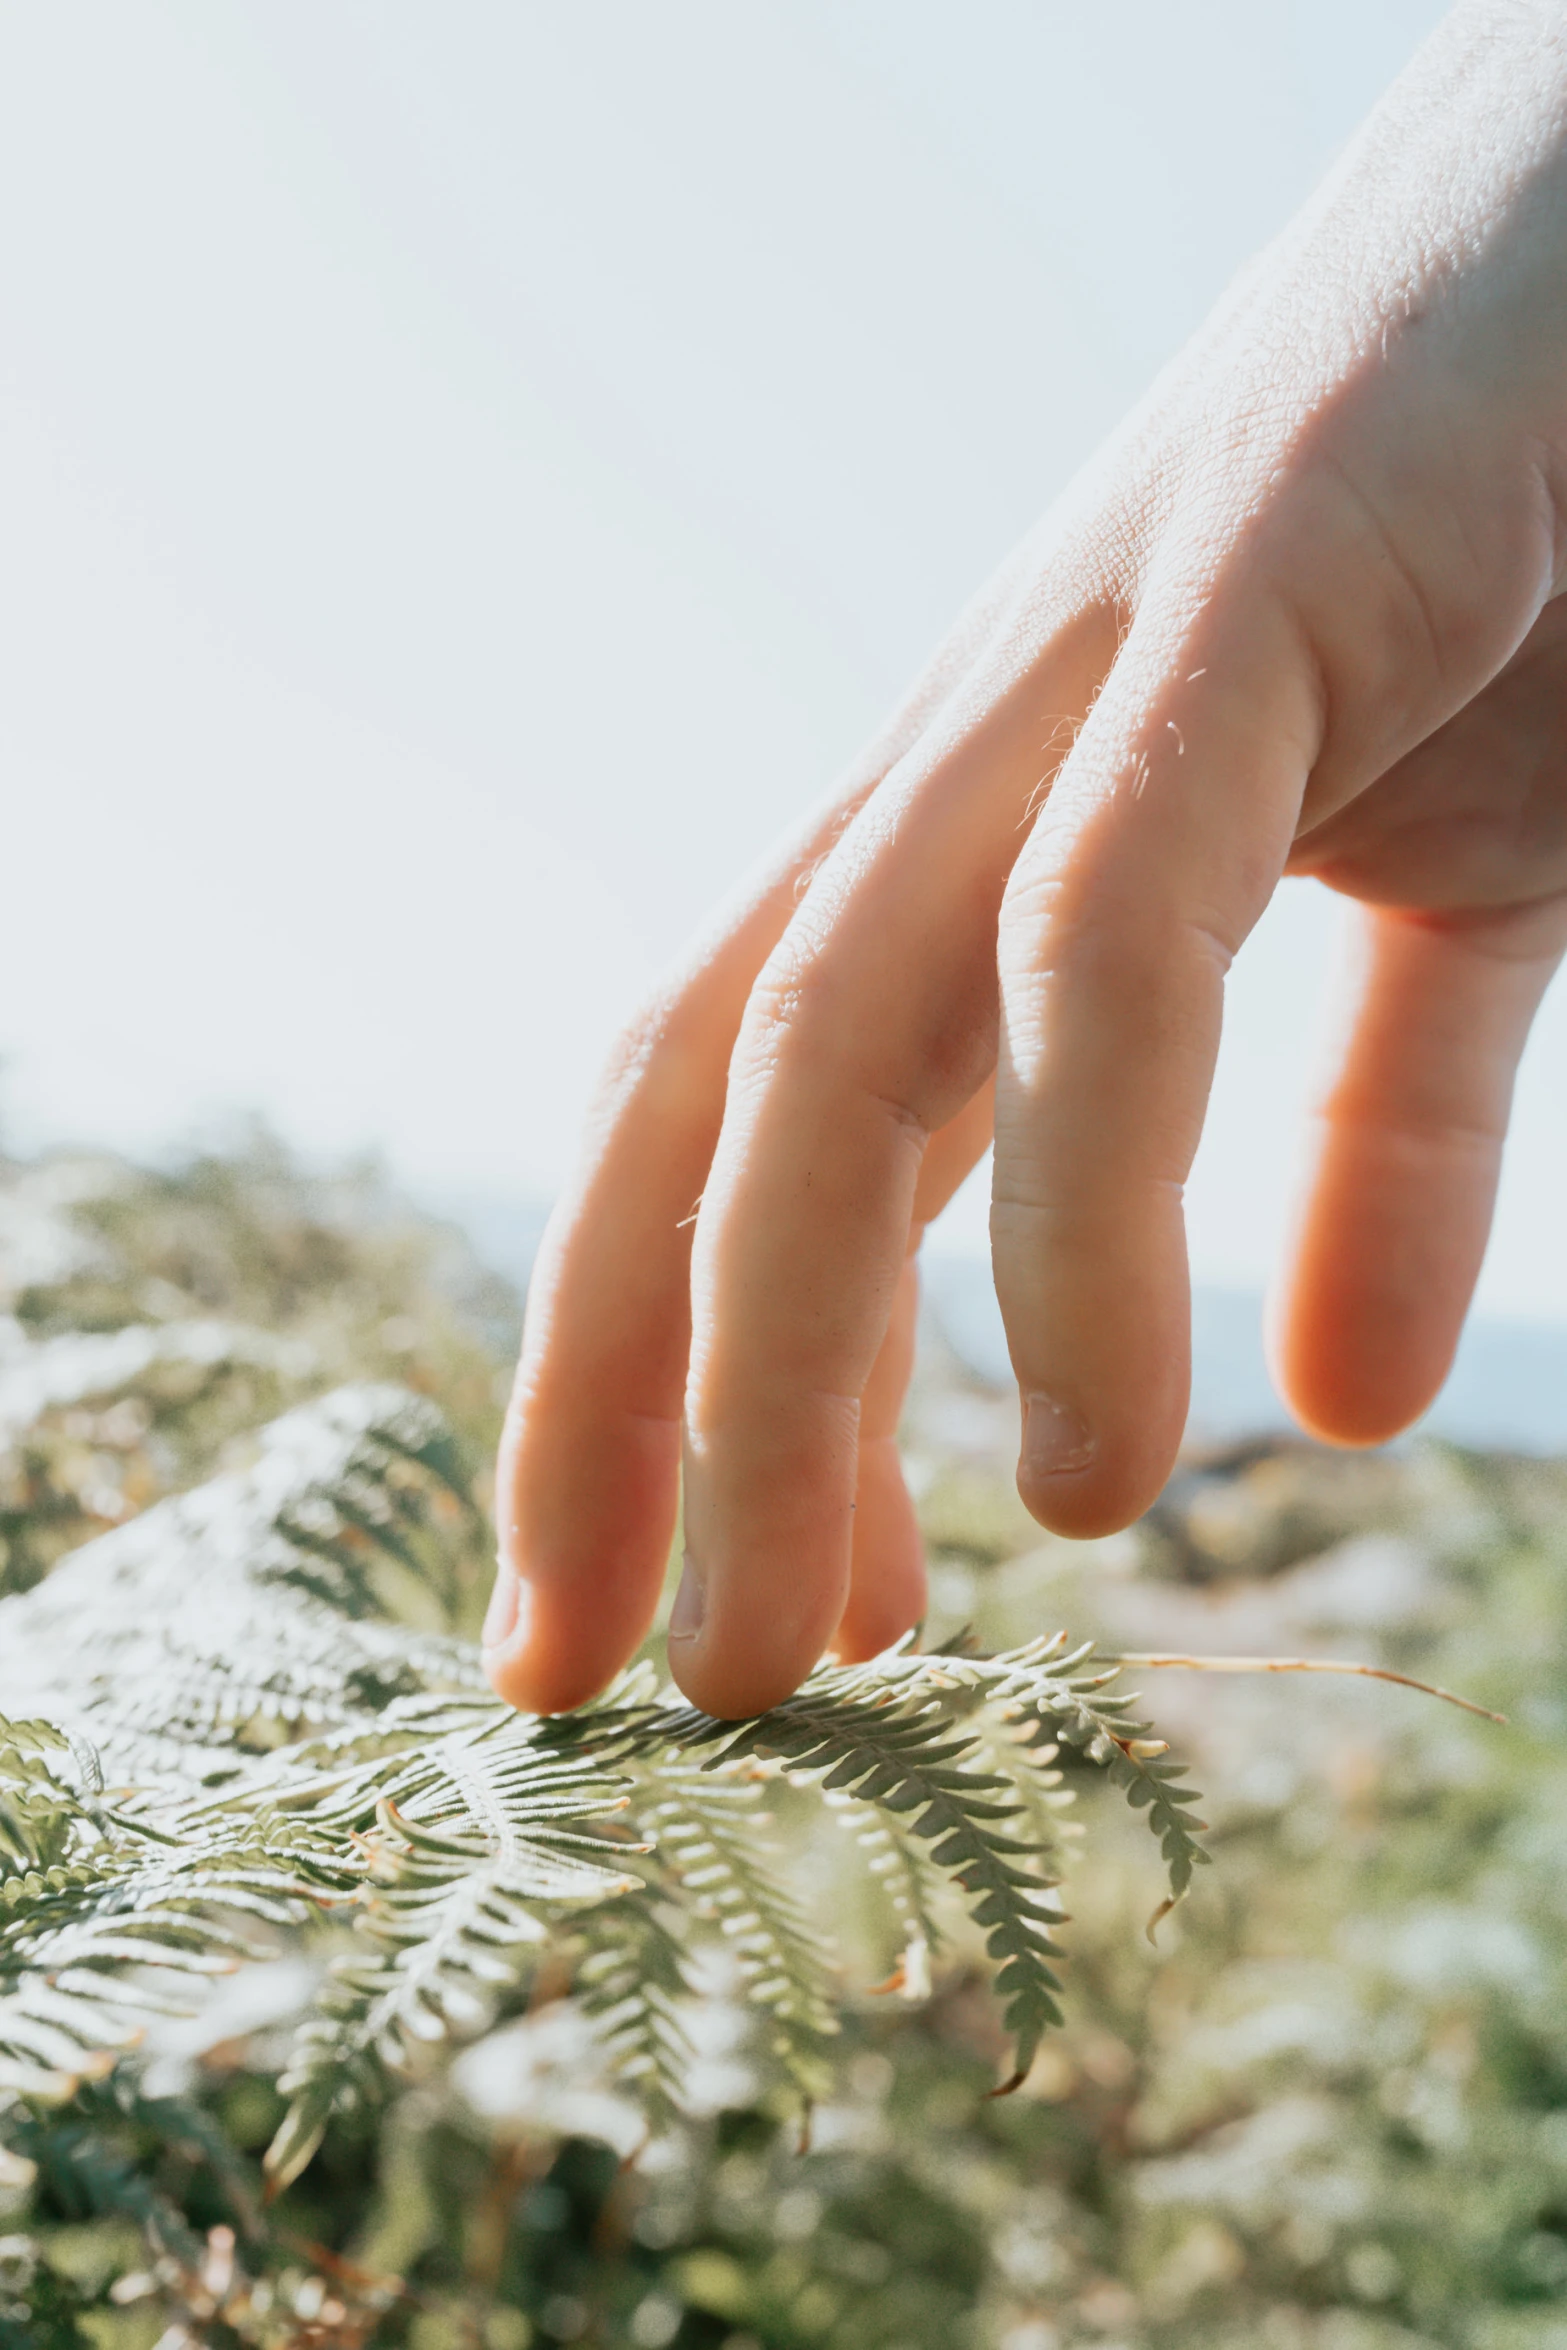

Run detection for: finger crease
[[867, 1090, 933, 1147], [1326, 1105, 1506, 1153]]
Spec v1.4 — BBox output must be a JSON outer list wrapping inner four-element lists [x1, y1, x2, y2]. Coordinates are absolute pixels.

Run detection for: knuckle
[[597, 980, 711, 1110], [1000, 878, 1240, 993], [738, 946, 941, 1151], [867, 1088, 932, 1149], [741, 908, 879, 1070], [742, 943, 832, 1062], [1178, 908, 1239, 980], [732, 945, 852, 1105], [601, 997, 670, 1087]]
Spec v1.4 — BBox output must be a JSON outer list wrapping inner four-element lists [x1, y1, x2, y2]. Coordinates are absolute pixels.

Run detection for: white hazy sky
[[4, 1, 1566, 1315]]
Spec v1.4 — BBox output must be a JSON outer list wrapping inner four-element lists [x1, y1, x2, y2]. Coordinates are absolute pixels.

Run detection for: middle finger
[[671, 603, 1119, 1716]]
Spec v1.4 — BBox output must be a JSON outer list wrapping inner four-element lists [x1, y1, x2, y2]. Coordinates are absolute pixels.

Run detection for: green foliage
[[0, 1376, 1202, 2200], [0, 2232, 90, 2350], [0, 1134, 513, 1603], [1, 1134, 1560, 2350]]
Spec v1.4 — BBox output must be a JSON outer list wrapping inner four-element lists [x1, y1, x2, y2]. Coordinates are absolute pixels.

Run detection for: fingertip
[[1267, 1112, 1481, 1451], [487, 1399, 682, 1713], [672, 1395, 859, 1717], [489, 1570, 689, 1712], [1266, 899, 1567, 1453], [666, 1627, 831, 1721], [1015, 1430, 1180, 1540], [1012, 1372, 1188, 1534], [483, 1574, 630, 1715], [1267, 1255, 1452, 1450], [1000, 1248, 1190, 1540], [1272, 1376, 1421, 1452], [666, 1507, 851, 1717], [1270, 1335, 1438, 1451]]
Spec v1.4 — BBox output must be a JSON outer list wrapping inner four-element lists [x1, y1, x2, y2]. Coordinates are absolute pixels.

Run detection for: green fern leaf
[[654, 1672, 1068, 2085], [0, 1383, 1210, 2174], [266, 1715, 640, 2186], [573, 1898, 694, 2132], [639, 1763, 838, 2107]]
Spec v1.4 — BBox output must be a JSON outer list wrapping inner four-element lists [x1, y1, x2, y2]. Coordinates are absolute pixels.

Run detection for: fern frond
[[0, 1385, 482, 1782], [0, 1814, 322, 2100], [822, 1789, 946, 1990], [573, 1897, 694, 2132], [639, 1764, 838, 2106], [972, 1644, 1210, 1897], [266, 1714, 639, 2187], [0, 1718, 89, 1876], [653, 1674, 1067, 2084], [826, 1634, 1210, 1902], [0, 1384, 1210, 2174]]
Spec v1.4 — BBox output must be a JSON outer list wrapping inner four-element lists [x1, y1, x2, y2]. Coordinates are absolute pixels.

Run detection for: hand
[[485, 0, 1567, 1718]]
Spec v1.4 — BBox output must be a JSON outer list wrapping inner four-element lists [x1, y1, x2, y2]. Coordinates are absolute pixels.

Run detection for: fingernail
[[668, 1550, 706, 1644], [482, 1558, 522, 1650], [1022, 1393, 1096, 1479]]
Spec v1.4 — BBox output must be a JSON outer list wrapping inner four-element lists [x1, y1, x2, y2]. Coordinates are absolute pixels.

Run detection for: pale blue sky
[[5, 2, 1564, 1315]]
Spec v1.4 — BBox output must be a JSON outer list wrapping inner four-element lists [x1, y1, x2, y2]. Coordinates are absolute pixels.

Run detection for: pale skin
[[485, 0, 1567, 1720]]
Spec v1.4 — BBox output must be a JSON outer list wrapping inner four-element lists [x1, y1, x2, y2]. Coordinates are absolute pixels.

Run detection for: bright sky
[[4, 1, 1565, 1316]]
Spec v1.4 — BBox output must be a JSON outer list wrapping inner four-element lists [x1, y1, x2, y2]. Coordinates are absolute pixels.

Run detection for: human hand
[[486, 0, 1567, 1718]]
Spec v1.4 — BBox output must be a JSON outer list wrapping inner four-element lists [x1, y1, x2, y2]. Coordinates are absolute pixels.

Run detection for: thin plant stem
[[1110, 1652, 1506, 1725]]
